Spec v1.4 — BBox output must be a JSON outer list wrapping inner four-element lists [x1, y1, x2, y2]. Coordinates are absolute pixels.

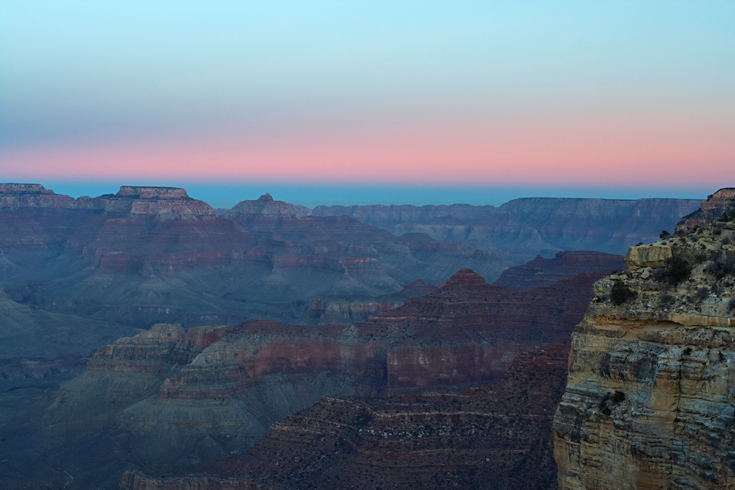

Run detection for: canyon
[[0, 183, 687, 386], [312, 198, 701, 264], [121, 345, 570, 490], [0, 182, 720, 490], [1, 266, 606, 489]]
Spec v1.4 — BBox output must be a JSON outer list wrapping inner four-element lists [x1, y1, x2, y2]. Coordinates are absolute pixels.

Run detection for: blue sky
[[1, 1, 733, 206]]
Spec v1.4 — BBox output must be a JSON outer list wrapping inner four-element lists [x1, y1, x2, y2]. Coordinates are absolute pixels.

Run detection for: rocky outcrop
[[494, 251, 625, 290], [299, 280, 440, 325], [121, 345, 570, 490], [224, 193, 301, 222], [553, 195, 735, 489], [100, 186, 215, 219], [676, 187, 735, 235]]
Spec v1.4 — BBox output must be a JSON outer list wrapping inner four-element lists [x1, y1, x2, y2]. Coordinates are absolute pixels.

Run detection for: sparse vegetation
[[718, 208, 735, 222], [610, 281, 637, 305], [658, 256, 692, 286], [659, 293, 674, 307], [729, 298, 735, 313], [704, 252, 735, 279], [696, 287, 709, 301], [660, 230, 670, 239], [652, 267, 668, 282], [600, 391, 626, 416], [723, 236, 732, 245]]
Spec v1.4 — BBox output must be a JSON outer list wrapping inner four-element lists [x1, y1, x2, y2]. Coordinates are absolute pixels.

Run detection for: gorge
[[0, 183, 725, 490]]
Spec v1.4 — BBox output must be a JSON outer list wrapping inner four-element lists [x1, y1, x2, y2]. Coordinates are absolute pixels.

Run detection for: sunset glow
[[1, 1, 734, 201]]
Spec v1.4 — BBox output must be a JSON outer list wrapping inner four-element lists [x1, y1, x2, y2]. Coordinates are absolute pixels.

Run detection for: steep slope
[[553, 189, 735, 490], [122, 345, 570, 490], [0, 267, 606, 489], [0, 284, 135, 385]]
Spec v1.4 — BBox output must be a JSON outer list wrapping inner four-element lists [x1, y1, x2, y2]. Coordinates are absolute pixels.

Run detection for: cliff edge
[[553, 189, 735, 489]]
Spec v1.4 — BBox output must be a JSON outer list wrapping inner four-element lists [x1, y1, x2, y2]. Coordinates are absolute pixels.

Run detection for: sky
[[1, 1, 734, 207]]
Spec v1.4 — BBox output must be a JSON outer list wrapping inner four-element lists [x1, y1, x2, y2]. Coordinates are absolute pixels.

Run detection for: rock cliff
[[553, 190, 735, 489], [676, 187, 735, 235], [121, 345, 570, 490], [312, 198, 701, 264]]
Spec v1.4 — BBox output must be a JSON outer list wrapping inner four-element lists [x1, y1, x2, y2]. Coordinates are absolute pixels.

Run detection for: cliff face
[[553, 190, 735, 490], [312, 198, 701, 264], [676, 187, 735, 235], [121, 345, 570, 490]]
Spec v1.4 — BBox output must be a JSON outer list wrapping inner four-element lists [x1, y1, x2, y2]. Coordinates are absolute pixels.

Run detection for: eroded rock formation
[[553, 190, 735, 489], [0, 267, 607, 489], [121, 345, 570, 490], [0, 184, 508, 332], [312, 198, 702, 264], [676, 187, 735, 235]]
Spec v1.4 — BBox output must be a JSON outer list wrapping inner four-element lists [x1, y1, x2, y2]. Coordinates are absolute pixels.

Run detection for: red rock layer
[[156, 269, 603, 402], [121, 345, 570, 490], [0, 184, 510, 330]]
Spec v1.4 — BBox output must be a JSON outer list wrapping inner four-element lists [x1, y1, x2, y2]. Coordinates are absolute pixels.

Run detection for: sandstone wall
[[554, 206, 735, 489]]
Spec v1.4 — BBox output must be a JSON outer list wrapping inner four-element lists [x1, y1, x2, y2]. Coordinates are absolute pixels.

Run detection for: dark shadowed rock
[[494, 251, 625, 289], [0, 266, 609, 489]]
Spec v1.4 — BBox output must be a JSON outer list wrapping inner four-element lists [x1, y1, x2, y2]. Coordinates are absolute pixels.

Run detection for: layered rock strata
[[312, 198, 702, 263], [121, 345, 570, 490], [676, 187, 735, 235], [553, 192, 735, 489], [0, 184, 508, 331], [1, 267, 608, 489]]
